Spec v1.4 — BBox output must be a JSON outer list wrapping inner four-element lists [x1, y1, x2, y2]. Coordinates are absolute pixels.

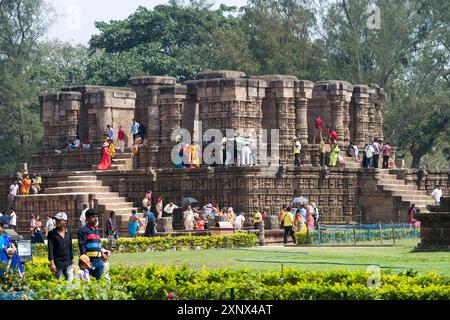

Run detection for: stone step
[[376, 176, 403, 182], [70, 170, 99, 176], [98, 202, 136, 209], [67, 176, 98, 182], [378, 183, 412, 188], [113, 153, 133, 160], [112, 159, 132, 166], [381, 186, 427, 193], [57, 180, 103, 187], [91, 192, 120, 199], [376, 174, 402, 180], [45, 186, 110, 194], [98, 208, 138, 216], [399, 197, 432, 204], [91, 164, 126, 171], [390, 192, 430, 200]]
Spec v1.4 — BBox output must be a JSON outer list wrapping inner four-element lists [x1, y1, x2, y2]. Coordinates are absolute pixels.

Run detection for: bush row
[[32, 233, 258, 258], [11, 261, 450, 300]]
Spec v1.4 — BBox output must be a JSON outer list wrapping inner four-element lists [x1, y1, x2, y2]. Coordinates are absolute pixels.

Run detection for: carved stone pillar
[[158, 85, 187, 165], [294, 80, 314, 145], [351, 85, 370, 148], [369, 84, 385, 142], [327, 81, 352, 148]]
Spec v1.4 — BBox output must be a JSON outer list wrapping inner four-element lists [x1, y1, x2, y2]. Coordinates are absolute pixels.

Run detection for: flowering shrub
[[11, 260, 450, 300]]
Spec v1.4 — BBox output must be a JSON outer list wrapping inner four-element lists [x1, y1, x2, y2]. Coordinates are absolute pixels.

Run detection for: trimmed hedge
[[32, 233, 257, 258], [11, 260, 450, 300]]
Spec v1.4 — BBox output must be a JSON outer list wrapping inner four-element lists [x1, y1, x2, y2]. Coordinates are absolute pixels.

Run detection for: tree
[[0, 0, 52, 173], [87, 2, 240, 84], [240, 0, 320, 78]]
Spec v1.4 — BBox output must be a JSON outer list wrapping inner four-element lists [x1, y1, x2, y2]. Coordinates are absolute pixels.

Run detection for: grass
[[108, 239, 450, 276]]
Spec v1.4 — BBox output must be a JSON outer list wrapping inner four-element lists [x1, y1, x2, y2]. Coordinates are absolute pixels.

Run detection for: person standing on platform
[[313, 115, 323, 144], [118, 126, 125, 153], [107, 124, 114, 141], [252, 211, 262, 229], [382, 142, 392, 169], [144, 208, 156, 237], [431, 185, 442, 207], [282, 207, 296, 245], [98, 139, 112, 170], [131, 119, 140, 143], [293, 137, 301, 167], [372, 138, 381, 168]]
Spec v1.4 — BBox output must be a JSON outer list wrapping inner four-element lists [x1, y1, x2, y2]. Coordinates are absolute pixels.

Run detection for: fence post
[[318, 223, 322, 244], [391, 220, 395, 245], [379, 221, 383, 245], [353, 224, 356, 245], [259, 221, 265, 246]]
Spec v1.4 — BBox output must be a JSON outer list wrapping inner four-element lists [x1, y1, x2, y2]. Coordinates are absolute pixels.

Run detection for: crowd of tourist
[[8, 171, 43, 198]]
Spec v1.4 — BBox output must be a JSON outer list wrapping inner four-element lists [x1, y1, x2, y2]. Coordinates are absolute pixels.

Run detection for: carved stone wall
[[129, 76, 177, 165], [39, 92, 81, 150]]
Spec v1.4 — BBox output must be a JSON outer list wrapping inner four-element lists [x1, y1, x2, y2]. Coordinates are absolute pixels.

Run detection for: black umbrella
[[180, 197, 199, 206]]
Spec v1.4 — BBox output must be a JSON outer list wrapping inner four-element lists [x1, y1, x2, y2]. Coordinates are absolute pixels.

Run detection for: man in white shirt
[[431, 185, 443, 207], [9, 181, 19, 196], [364, 143, 374, 168], [234, 212, 245, 231], [45, 214, 56, 237], [80, 204, 88, 227], [8, 181, 19, 208], [164, 202, 179, 216], [372, 139, 381, 168], [9, 208, 17, 231]]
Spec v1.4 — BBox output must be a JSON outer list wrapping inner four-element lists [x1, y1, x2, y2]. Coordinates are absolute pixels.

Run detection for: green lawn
[[108, 239, 450, 276]]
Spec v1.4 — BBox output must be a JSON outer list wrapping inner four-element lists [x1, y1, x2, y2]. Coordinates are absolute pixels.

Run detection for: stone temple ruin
[[0, 70, 448, 236]]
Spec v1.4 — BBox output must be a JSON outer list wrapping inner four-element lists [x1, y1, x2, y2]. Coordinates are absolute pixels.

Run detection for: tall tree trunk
[[410, 150, 425, 169]]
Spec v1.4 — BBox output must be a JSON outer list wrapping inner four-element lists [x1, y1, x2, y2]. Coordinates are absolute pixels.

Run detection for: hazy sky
[[45, 0, 248, 45]]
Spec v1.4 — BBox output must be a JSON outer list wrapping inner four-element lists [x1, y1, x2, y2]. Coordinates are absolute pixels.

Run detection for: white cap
[[53, 212, 68, 221]]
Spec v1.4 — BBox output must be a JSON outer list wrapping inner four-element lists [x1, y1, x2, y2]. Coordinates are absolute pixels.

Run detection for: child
[[196, 218, 205, 231], [101, 248, 111, 283], [78, 254, 91, 282]]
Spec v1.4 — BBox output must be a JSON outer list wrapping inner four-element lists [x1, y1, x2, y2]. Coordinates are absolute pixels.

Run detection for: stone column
[[351, 85, 370, 148], [270, 78, 295, 165], [158, 85, 187, 165], [327, 81, 352, 148], [294, 80, 314, 145], [369, 84, 385, 142]]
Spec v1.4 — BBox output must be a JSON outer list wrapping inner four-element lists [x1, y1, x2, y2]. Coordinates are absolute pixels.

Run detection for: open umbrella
[[292, 196, 309, 204], [180, 197, 199, 206]]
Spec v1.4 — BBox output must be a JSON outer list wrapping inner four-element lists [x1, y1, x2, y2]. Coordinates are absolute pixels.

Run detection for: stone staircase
[[375, 171, 430, 212], [91, 151, 134, 171], [44, 171, 140, 235], [342, 155, 362, 169]]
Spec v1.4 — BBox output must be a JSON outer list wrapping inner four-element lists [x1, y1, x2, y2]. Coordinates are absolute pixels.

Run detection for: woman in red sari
[[98, 141, 112, 170]]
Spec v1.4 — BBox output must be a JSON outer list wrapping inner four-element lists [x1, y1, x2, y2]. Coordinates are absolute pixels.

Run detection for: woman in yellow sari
[[329, 143, 340, 167], [108, 139, 115, 160], [20, 175, 32, 195]]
